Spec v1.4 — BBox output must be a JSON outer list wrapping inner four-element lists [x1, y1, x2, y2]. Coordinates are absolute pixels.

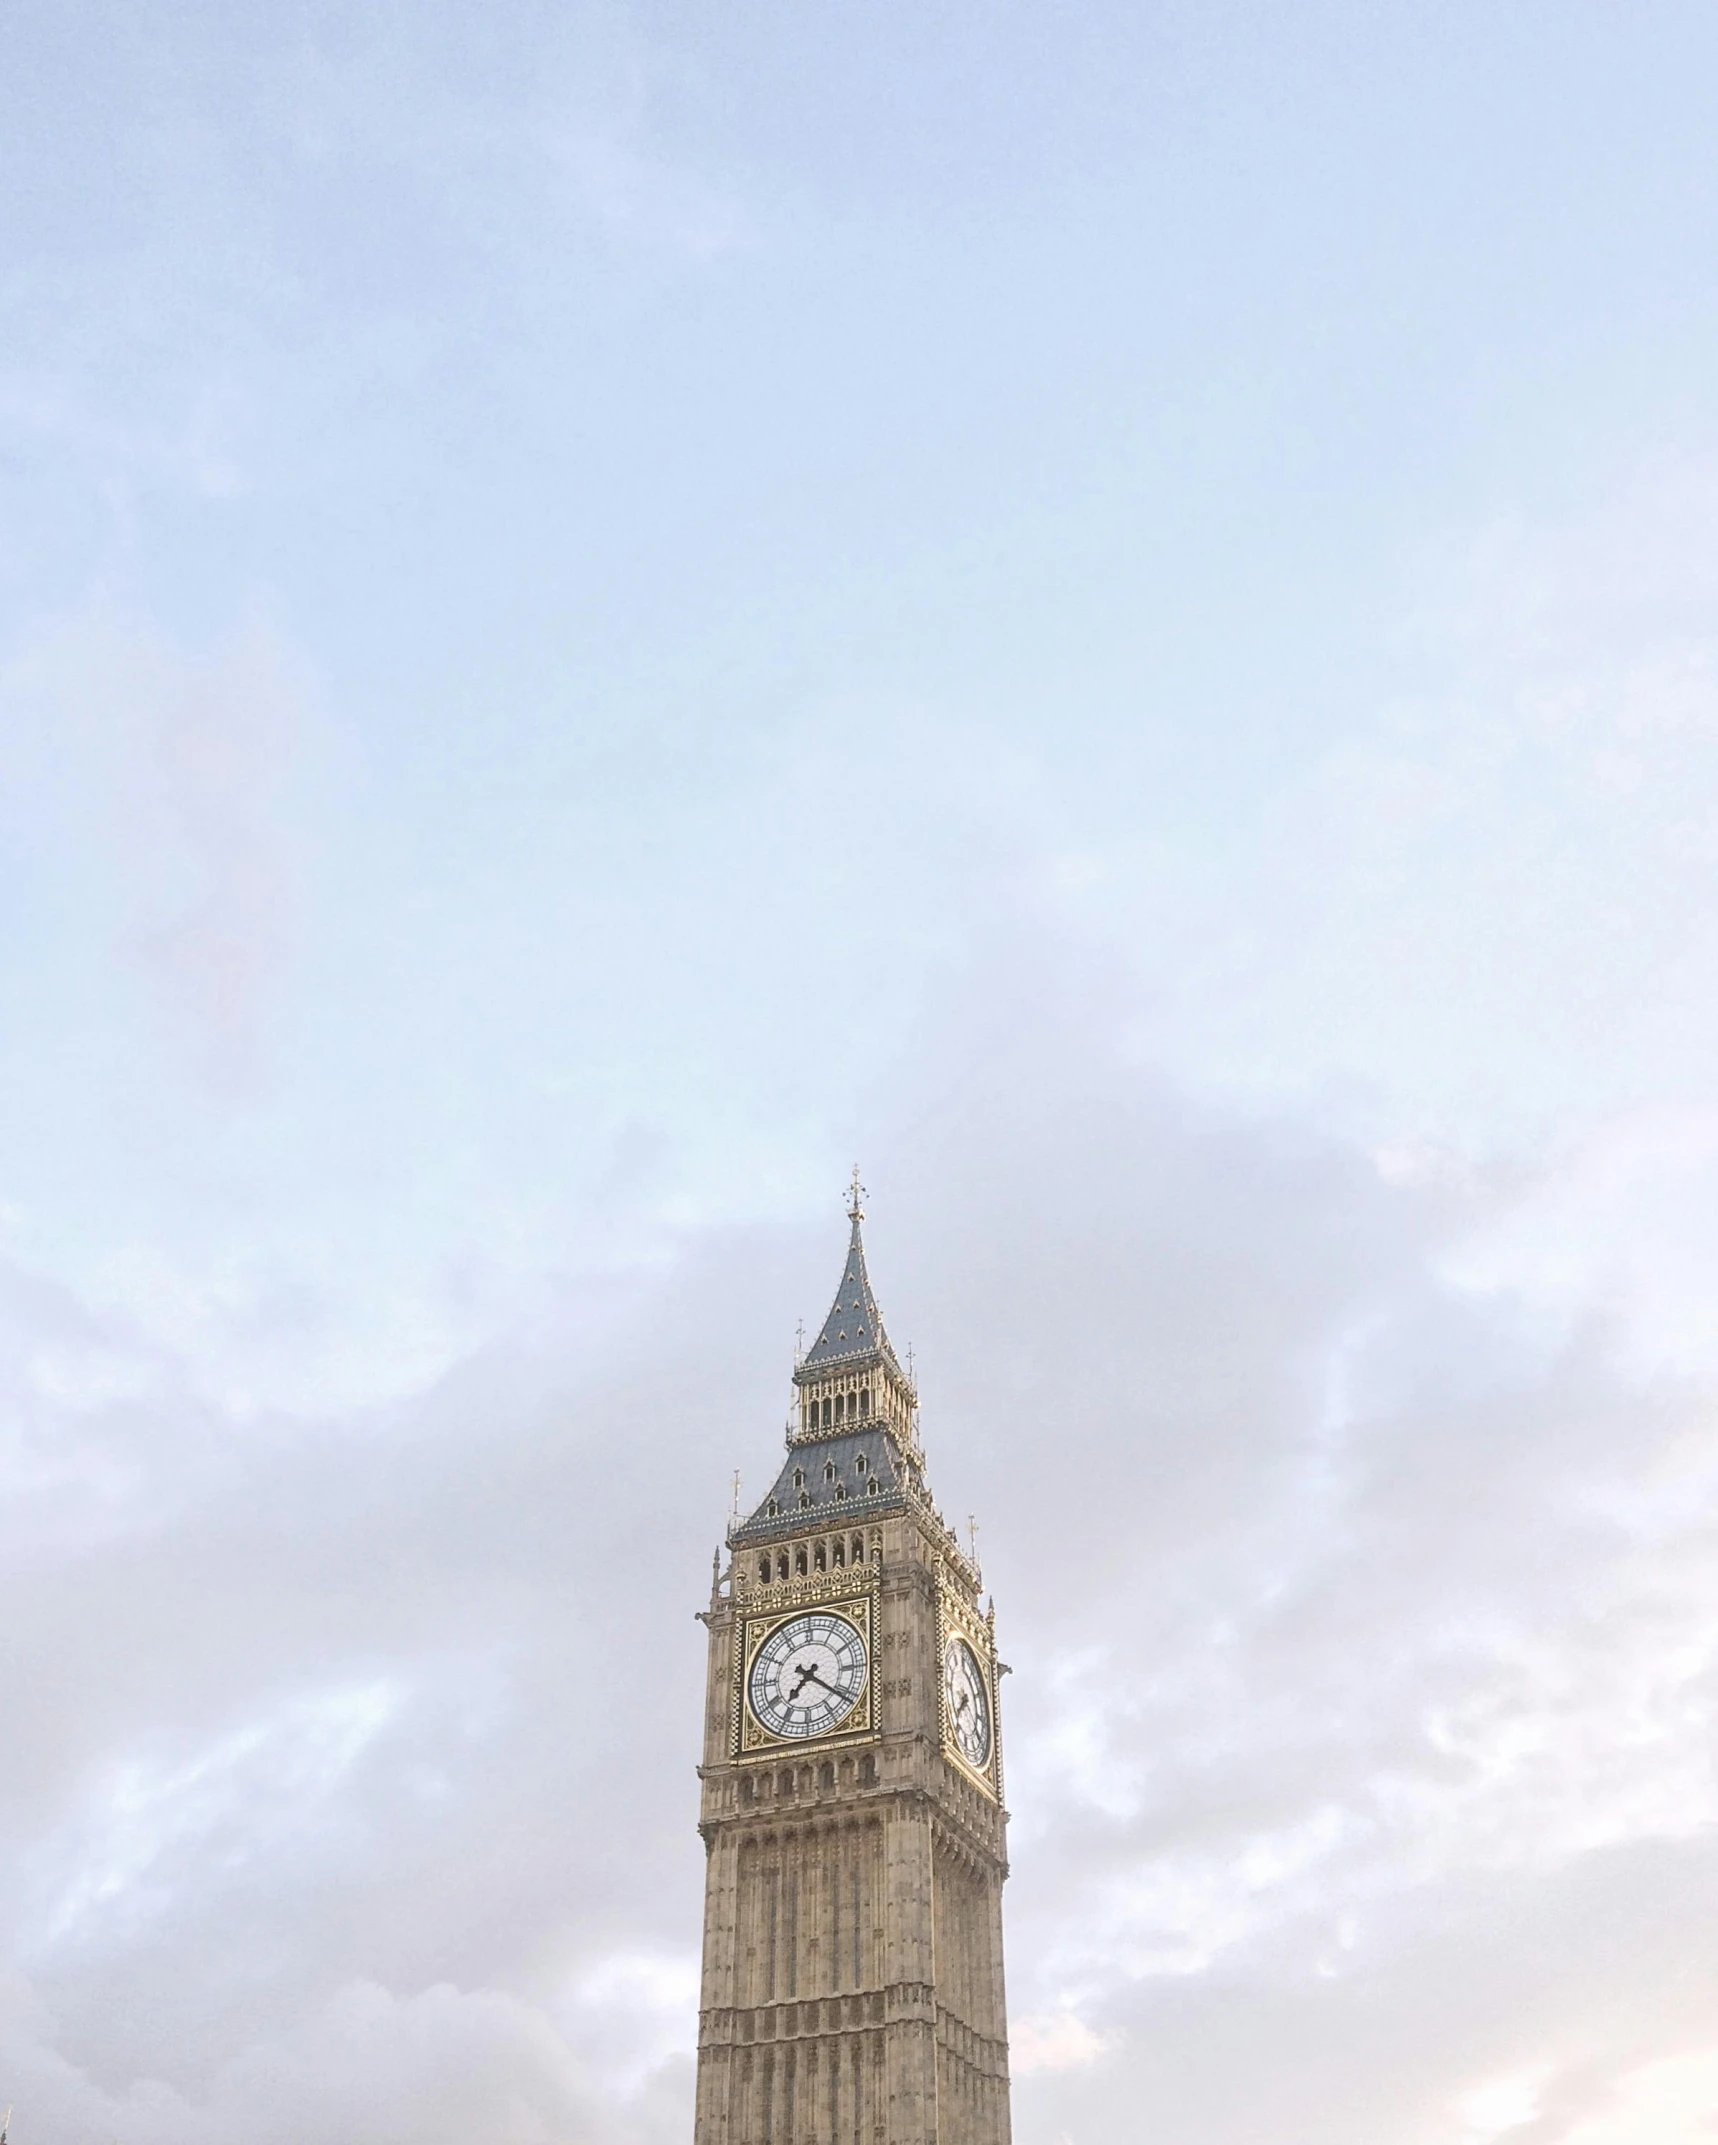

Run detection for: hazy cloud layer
[[6, 933, 1718, 2141], [8, 5, 1718, 2141]]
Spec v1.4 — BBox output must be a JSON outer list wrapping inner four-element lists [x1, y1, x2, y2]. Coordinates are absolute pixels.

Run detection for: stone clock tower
[[693, 1184, 1012, 2145]]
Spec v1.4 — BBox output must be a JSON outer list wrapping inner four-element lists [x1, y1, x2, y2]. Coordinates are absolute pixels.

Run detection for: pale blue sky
[[10, 9, 1718, 2143], [9, 1, 1718, 1346]]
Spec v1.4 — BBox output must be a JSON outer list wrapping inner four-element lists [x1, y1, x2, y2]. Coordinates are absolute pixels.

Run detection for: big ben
[[692, 1180, 1012, 2145]]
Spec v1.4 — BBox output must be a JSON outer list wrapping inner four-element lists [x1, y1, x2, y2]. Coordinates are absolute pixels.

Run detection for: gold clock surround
[[734, 1581, 878, 1757], [937, 1584, 1002, 1799]]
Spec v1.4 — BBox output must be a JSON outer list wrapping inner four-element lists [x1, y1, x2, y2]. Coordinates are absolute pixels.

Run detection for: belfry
[[692, 1181, 1012, 2145]]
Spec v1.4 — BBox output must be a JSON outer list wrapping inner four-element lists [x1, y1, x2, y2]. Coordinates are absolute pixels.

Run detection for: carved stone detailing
[[693, 1217, 1012, 2145]]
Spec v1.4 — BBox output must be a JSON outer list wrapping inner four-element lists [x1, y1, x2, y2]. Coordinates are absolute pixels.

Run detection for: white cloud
[[33, 1681, 401, 1948], [1445, 1105, 1718, 1378], [565, 1950, 702, 2096], [1009, 2011, 1110, 2077], [1454, 2064, 1548, 2140], [1557, 2049, 1718, 2145]]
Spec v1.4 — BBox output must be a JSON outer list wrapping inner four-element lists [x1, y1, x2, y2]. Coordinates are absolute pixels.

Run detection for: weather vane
[[846, 1165, 866, 1222]]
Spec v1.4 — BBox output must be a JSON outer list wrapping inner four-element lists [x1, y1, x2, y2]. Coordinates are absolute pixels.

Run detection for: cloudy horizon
[[8, 4, 1718, 2140]]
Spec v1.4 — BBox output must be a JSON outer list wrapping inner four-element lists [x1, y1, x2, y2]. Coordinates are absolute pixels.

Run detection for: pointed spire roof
[[797, 1172, 902, 1378]]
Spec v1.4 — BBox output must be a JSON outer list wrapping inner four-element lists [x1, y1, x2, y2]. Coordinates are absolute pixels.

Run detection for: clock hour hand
[[789, 1660, 839, 1701]]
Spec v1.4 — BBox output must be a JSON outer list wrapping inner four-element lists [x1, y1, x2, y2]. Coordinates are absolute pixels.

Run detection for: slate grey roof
[[798, 1216, 902, 1376], [730, 1427, 906, 1543]]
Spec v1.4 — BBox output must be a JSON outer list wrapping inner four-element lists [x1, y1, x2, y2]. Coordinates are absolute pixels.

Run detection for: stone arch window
[[818, 1760, 834, 1790], [821, 1397, 833, 1428], [851, 1535, 864, 1563], [793, 1466, 805, 1489], [835, 1392, 846, 1424], [858, 1754, 876, 1787], [854, 1452, 867, 1475], [795, 1546, 808, 1576], [834, 1483, 847, 1501], [777, 1552, 790, 1582], [823, 1460, 836, 1483], [814, 1542, 826, 1572], [799, 1490, 811, 1509], [866, 1477, 879, 1496], [832, 1537, 845, 1568], [758, 1555, 771, 1584], [740, 1773, 756, 1805], [859, 1387, 871, 1417], [779, 1767, 794, 1798]]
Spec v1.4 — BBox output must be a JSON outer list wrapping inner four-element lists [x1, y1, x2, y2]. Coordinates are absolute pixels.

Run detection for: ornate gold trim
[[734, 1585, 877, 1757], [936, 1583, 1001, 1799]]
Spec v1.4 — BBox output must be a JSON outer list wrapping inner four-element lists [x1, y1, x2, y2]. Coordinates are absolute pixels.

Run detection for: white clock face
[[748, 1612, 868, 1740], [944, 1637, 992, 1770]]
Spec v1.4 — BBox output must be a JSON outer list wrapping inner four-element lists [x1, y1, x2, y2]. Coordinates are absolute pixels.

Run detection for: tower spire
[[778, 1175, 920, 1451], [798, 1171, 898, 1376]]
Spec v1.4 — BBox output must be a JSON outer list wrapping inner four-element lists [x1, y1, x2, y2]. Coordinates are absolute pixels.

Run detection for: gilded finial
[[847, 1165, 866, 1223]]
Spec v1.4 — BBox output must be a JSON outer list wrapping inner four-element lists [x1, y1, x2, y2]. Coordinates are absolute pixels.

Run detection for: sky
[[6, 2, 1718, 2139]]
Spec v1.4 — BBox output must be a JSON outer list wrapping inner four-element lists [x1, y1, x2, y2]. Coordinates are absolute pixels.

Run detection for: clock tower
[[693, 1183, 1013, 2145]]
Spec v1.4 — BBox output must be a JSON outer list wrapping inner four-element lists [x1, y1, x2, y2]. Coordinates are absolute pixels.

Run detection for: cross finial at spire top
[[847, 1165, 866, 1225]]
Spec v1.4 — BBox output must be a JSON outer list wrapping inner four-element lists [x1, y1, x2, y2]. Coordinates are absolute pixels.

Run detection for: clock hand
[[790, 1661, 840, 1700]]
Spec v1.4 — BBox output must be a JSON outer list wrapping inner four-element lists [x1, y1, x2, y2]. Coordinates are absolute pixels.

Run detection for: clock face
[[944, 1636, 992, 1770], [748, 1612, 869, 1740]]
